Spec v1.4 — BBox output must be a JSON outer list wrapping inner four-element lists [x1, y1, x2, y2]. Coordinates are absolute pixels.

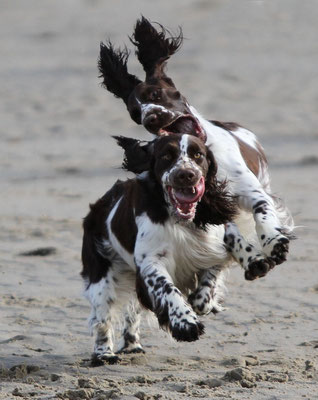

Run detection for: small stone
[[78, 377, 97, 388], [99, 389, 121, 399], [130, 355, 148, 365], [255, 372, 268, 381], [10, 365, 28, 379], [134, 392, 152, 400], [267, 373, 289, 383], [196, 378, 223, 388], [244, 355, 259, 366], [12, 388, 24, 397], [305, 360, 315, 371], [221, 357, 246, 367], [51, 373, 61, 382], [223, 367, 254, 382], [240, 379, 257, 388], [171, 382, 189, 393], [26, 365, 40, 373], [64, 388, 94, 399], [129, 375, 153, 384]]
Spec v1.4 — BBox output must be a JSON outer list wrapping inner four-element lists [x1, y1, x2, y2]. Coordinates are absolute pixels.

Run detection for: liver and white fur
[[81, 134, 237, 364], [98, 17, 294, 281]]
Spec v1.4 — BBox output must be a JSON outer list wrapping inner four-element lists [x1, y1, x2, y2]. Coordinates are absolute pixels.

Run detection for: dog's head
[[115, 134, 237, 226], [99, 17, 206, 141], [153, 134, 209, 220]]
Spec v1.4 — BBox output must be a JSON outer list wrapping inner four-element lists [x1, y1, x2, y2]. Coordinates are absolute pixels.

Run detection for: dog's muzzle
[[165, 167, 205, 220], [143, 107, 176, 134]]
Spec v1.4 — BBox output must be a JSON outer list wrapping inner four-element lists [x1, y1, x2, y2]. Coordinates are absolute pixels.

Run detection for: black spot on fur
[[135, 269, 153, 311], [224, 233, 235, 249], [253, 200, 267, 209], [210, 120, 242, 132]]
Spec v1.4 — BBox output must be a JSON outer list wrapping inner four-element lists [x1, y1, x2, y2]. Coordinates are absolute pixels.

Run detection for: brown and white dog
[[98, 17, 294, 281], [81, 134, 237, 364]]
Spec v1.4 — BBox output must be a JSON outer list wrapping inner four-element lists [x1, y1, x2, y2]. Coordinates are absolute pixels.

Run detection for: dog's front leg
[[230, 171, 291, 266], [136, 261, 204, 342], [224, 222, 273, 280], [188, 266, 226, 315], [134, 243, 204, 342]]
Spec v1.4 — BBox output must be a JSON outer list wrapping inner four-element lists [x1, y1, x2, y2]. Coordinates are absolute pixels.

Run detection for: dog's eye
[[194, 152, 203, 159], [149, 90, 161, 101], [170, 90, 181, 100], [161, 153, 172, 161]]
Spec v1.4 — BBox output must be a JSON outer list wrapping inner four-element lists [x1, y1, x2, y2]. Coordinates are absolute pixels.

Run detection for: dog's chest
[[135, 214, 226, 288]]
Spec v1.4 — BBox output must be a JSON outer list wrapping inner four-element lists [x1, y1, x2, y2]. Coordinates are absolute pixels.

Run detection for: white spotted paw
[[188, 286, 224, 315], [261, 233, 289, 266], [165, 296, 205, 342]]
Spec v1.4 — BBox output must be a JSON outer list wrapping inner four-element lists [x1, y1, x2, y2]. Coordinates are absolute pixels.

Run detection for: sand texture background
[[1, 0, 318, 399]]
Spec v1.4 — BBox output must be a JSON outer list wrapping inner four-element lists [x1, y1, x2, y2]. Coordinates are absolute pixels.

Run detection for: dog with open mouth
[[98, 16, 295, 281], [81, 133, 237, 364]]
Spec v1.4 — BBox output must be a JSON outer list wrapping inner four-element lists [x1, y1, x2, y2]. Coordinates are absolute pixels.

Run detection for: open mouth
[[159, 115, 206, 142], [167, 176, 205, 220]]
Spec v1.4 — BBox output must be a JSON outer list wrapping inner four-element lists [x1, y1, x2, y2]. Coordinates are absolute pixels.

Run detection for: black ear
[[98, 41, 142, 105], [194, 150, 238, 229], [113, 135, 154, 174], [130, 16, 183, 81]]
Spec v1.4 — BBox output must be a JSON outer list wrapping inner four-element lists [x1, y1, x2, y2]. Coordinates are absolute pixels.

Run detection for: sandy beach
[[1, 1, 318, 399]]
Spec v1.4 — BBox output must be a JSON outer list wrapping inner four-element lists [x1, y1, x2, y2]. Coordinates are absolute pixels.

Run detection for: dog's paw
[[170, 319, 205, 342], [116, 345, 145, 355], [261, 233, 289, 265], [167, 298, 205, 341], [244, 258, 272, 280], [268, 238, 289, 265], [188, 287, 224, 316], [91, 352, 120, 366]]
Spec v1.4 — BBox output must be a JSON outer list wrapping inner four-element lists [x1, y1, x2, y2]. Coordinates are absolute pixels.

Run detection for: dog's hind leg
[[85, 270, 119, 365], [117, 300, 145, 354], [188, 266, 226, 316]]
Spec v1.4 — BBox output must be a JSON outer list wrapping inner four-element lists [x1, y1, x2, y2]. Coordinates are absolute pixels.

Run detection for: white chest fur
[[134, 213, 229, 290]]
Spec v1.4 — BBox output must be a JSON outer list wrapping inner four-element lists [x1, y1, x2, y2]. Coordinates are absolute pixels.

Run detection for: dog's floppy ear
[[130, 16, 183, 83], [194, 149, 238, 229], [113, 136, 154, 174], [99, 41, 142, 105]]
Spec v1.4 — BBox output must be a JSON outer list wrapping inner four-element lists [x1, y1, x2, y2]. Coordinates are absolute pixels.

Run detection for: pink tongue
[[174, 177, 205, 204]]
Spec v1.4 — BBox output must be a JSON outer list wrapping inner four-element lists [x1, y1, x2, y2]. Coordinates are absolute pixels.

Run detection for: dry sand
[[1, 1, 318, 399]]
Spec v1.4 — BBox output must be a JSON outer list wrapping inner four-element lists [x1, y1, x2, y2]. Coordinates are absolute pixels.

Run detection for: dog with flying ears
[[81, 133, 237, 364], [98, 16, 295, 283]]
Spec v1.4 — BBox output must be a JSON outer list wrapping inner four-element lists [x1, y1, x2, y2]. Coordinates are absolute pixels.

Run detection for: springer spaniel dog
[[81, 133, 237, 364], [97, 16, 294, 281]]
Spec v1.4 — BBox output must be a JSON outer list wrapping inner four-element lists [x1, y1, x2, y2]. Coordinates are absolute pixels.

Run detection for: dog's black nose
[[143, 113, 159, 128], [174, 168, 197, 185]]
